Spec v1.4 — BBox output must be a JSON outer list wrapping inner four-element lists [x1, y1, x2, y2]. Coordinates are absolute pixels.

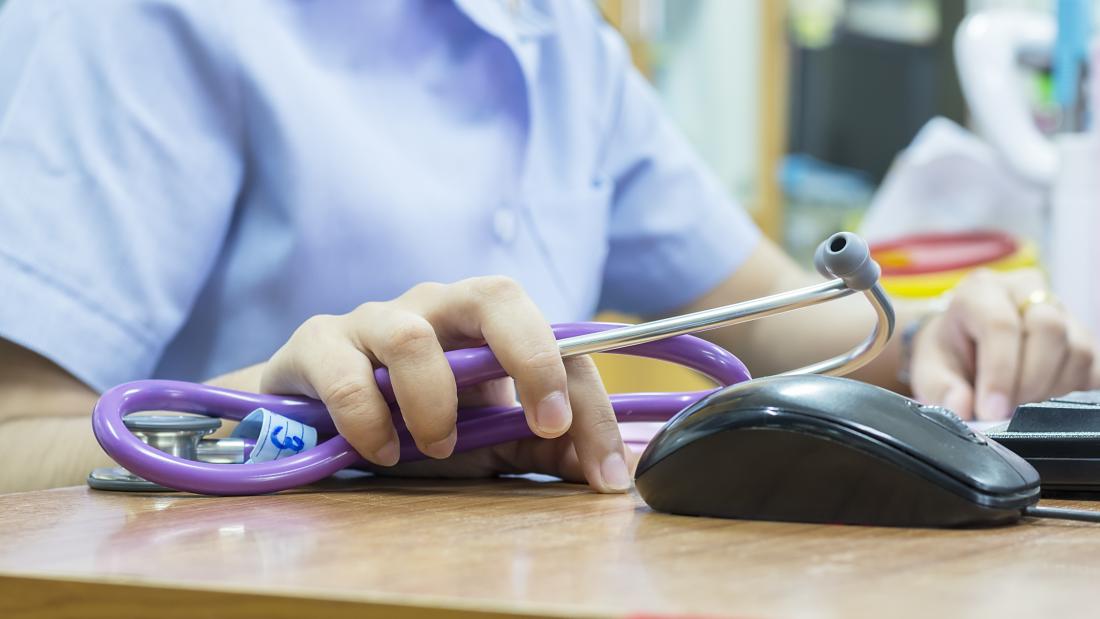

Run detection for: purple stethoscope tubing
[[92, 232, 895, 496], [92, 324, 749, 495]]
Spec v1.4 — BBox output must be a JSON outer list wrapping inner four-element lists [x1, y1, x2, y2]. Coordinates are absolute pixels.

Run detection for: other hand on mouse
[[908, 268, 1097, 421]]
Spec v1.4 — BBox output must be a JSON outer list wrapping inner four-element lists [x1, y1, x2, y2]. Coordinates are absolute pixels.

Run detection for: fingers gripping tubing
[[92, 323, 751, 495], [814, 232, 881, 291]]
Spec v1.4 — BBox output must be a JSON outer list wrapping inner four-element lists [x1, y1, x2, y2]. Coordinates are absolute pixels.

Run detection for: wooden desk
[[1, 477, 1098, 619]]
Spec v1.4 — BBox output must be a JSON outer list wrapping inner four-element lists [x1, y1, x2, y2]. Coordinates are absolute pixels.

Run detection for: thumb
[[914, 367, 975, 420], [910, 334, 976, 419]]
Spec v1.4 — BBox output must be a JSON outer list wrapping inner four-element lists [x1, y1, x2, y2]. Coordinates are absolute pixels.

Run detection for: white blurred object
[[1047, 35, 1098, 340], [858, 117, 1046, 242], [955, 9, 1058, 185], [846, 0, 941, 45], [1049, 134, 1099, 340]]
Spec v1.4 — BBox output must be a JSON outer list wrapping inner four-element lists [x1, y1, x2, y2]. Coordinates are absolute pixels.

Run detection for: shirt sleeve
[[0, 1, 244, 391], [591, 17, 762, 317]]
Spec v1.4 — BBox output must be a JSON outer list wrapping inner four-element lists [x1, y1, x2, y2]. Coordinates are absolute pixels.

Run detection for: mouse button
[[829, 413, 1034, 496], [768, 376, 918, 429], [986, 438, 1041, 486], [917, 405, 986, 444]]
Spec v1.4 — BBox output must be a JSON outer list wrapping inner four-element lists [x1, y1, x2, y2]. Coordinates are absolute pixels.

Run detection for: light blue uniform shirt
[[0, 0, 760, 392]]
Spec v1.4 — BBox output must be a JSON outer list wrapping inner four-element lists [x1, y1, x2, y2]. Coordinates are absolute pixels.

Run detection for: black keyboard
[[982, 391, 1100, 493]]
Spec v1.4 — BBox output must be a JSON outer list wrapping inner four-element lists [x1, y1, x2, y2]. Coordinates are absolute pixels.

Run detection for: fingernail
[[980, 392, 1012, 420], [373, 438, 400, 467], [423, 428, 458, 459], [600, 451, 633, 492], [535, 391, 571, 435]]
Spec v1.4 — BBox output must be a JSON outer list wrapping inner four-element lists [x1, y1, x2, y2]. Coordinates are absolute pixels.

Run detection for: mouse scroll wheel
[[918, 405, 986, 444]]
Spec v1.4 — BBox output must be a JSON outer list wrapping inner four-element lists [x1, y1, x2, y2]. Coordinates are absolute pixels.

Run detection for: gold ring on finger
[[1017, 289, 1060, 316]]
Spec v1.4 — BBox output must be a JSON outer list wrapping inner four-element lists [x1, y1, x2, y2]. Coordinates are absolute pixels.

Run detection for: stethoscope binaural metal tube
[[557, 230, 894, 377], [89, 232, 895, 495]]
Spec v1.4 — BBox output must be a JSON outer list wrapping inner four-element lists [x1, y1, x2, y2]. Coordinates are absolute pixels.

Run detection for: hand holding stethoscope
[[258, 276, 649, 492], [91, 233, 892, 495]]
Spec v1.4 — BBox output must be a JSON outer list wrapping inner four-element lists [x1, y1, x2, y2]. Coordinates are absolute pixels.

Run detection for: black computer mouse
[[635, 374, 1041, 528]]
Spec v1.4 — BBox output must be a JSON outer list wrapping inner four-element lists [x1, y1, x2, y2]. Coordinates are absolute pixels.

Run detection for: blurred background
[[598, 0, 1094, 257], [596, 0, 1097, 391]]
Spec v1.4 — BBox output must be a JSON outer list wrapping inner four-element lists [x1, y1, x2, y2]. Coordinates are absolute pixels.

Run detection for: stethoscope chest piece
[[87, 466, 175, 492], [87, 414, 247, 492]]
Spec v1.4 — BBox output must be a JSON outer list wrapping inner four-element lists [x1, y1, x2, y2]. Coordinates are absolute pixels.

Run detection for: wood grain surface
[[1, 475, 1099, 618]]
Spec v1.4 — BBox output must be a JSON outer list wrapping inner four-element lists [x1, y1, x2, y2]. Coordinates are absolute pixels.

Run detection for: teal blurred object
[[780, 154, 875, 265], [1055, 0, 1092, 129]]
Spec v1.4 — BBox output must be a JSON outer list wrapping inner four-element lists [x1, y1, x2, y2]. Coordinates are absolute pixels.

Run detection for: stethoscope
[[88, 232, 895, 495]]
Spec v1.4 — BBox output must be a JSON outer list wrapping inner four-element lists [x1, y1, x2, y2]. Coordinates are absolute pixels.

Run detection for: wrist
[[897, 302, 947, 387], [205, 362, 266, 393]]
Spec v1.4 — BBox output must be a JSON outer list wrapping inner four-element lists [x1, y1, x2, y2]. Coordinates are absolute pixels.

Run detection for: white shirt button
[[492, 207, 518, 244]]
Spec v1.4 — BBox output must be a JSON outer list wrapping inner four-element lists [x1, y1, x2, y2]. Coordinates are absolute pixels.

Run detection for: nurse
[[0, 0, 1094, 493]]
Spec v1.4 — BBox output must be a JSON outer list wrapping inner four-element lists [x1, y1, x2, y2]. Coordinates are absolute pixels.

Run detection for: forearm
[[0, 335, 268, 493], [206, 363, 265, 392], [0, 339, 105, 492], [0, 416, 113, 492]]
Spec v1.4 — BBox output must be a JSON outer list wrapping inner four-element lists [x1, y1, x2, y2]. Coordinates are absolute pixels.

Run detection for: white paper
[[231, 408, 318, 463]]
